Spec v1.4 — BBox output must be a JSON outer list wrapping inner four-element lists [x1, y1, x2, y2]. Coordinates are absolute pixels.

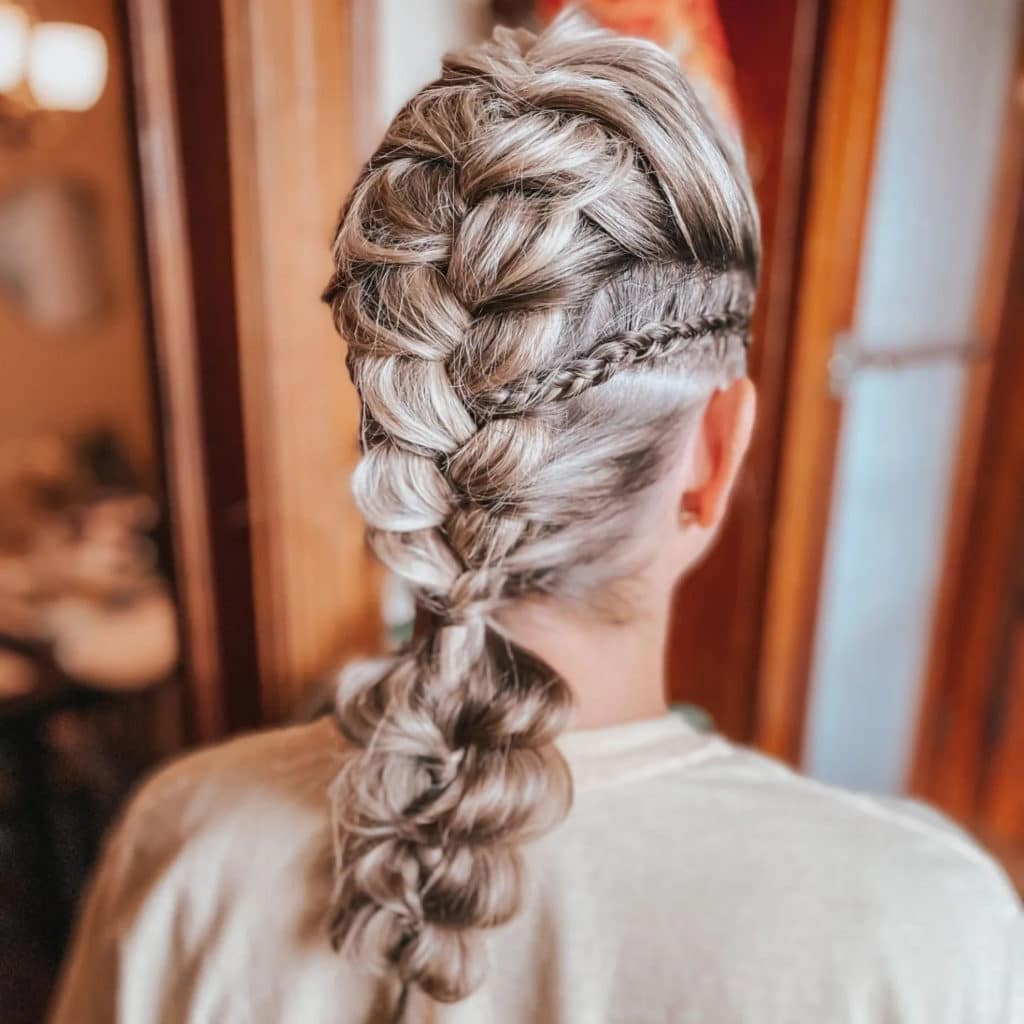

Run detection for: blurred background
[[0, 0, 1021, 1019]]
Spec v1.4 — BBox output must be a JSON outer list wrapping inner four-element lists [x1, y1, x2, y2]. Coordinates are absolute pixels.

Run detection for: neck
[[497, 586, 672, 732]]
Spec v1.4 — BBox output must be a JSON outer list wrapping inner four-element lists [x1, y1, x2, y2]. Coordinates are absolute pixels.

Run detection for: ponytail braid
[[324, 12, 760, 1012]]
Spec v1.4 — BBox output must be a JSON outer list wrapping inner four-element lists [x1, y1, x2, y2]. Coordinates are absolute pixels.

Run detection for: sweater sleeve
[[47, 766, 195, 1024], [49, 796, 144, 1022]]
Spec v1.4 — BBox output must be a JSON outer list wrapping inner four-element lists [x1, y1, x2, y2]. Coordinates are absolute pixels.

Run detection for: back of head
[[323, 11, 760, 1011]]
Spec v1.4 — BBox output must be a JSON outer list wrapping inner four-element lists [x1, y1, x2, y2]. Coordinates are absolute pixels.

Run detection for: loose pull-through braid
[[324, 12, 760, 1014]]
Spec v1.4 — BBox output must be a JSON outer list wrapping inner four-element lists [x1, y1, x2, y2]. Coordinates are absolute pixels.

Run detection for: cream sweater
[[51, 712, 1023, 1023]]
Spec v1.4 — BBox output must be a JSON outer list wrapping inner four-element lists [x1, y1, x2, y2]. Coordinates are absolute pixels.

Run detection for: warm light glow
[[0, 3, 29, 93], [27, 21, 107, 112]]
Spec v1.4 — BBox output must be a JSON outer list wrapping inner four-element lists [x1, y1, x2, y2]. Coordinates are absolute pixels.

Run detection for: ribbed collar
[[555, 709, 726, 793]]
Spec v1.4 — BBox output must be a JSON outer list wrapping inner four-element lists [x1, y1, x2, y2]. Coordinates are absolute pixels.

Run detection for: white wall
[[365, 0, 493, 153], [803, 0, 1021, 791]]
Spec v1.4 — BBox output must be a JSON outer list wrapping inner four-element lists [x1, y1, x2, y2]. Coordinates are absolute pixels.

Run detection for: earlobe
[[682, 378, 756, 530], [679, 490, 701, 526]]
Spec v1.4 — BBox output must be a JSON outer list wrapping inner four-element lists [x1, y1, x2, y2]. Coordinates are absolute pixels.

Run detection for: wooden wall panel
[[754, 0, 891, 761], [128, 0, 381, 735], [127, 0, 259, 738], [127, 0, 221, 738], [911, 27, 1024, 817], [985, 614, 1024, 841], [666, 0, 825, 741], [219, 0, 381, 721], [911, 161, 1024, 890]]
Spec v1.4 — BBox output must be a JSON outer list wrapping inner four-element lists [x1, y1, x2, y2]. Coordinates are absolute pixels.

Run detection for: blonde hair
[[322, 12, 760, 1012]]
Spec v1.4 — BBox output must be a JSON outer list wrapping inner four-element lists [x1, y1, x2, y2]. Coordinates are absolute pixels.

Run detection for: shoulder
[[560, 735, 1021, 1016], [106, 717, 345, 893], [680, 741, 1020, 919], [743, 745, 1015, 896], [570, 728, 1016, 901], [715, 747, 1024, 1013], [129, 715, 345, 810], [52, 718, 348, 1022]]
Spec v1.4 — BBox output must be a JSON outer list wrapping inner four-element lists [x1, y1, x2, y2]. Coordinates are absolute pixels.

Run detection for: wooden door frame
[[754, 0, 893, 762], [125, 0, 380, 737], [910, 27, 1024, 824], [219, 0, 381, 722], [666, 0, 827, 742], [124, 0, 252, 740]]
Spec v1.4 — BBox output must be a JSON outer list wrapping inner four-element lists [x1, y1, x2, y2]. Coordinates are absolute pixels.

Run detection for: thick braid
[[327, 43, 581, 1009], [325, 14, 760, 1013]]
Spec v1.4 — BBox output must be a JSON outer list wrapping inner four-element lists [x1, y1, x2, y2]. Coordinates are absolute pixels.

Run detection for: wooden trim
[[220, 0, 381, 721], [127, 0, 267, 737], [910, 27, 1024, 817], [128, 0, 382, 733], [986, 613, 1024, 840], [667, 0, 826, 741], [755, 0, 892, 762], [124, 0, 225, 740], [927, 194, 1024, 820]]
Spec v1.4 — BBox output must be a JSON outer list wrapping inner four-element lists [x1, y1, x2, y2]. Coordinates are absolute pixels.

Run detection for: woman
[[53, 15, 1021, 1023]]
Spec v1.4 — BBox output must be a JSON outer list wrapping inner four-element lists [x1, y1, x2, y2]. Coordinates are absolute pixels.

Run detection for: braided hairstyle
[[323, 13, 759, 1011]]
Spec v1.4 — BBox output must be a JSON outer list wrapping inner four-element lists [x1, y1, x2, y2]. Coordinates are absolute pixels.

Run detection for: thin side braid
[[475, 308, 751, 416]]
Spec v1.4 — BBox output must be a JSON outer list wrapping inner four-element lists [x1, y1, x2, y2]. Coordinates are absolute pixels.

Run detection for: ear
[[683, 377, 756, 529]]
